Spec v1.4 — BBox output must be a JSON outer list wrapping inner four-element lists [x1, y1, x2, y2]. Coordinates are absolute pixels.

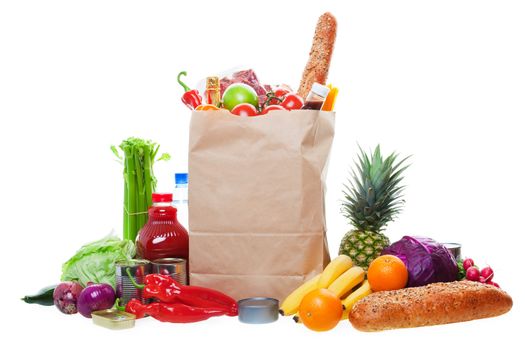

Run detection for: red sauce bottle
[[136, 193, 189, 262], [301, 83, 330, 110]]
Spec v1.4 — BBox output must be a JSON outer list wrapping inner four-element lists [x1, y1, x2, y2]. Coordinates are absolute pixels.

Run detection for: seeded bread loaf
[[349, 281, 513, 331], [297, 13, 337, 99]]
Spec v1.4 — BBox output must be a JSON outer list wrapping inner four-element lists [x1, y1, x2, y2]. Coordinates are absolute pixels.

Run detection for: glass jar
[[302, 82, 330, 110], [136, 193, 189, 262]]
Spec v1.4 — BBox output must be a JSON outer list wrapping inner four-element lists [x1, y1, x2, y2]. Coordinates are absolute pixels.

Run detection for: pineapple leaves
[[342, 145, 411, 232]]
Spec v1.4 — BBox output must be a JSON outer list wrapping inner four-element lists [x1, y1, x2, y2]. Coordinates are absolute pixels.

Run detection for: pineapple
[[339, 145, 409, 270]]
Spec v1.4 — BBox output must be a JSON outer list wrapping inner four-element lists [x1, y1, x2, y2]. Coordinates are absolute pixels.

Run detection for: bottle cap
[[206, 76, 220, 89], [152, 193, 173, 203], [175, 173, 188, 185], [311, 83, 330, 98]]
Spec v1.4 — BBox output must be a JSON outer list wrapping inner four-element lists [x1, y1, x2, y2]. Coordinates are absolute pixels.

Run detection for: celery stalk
[[134, 147, 146, 231], [124, 142, 137, 241], [112, 138, 170, 242]]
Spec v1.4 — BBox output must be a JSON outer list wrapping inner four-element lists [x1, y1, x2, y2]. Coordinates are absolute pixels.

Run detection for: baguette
[[297, 13, 337, 99], [349, 281, 513, 332]]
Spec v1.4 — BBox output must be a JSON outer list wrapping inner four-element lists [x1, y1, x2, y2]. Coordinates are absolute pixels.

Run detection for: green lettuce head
[[61, 235, 136, 288]]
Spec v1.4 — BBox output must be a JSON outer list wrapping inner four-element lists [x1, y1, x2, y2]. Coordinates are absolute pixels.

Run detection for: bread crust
[[349, 281, 513, 331], [297, 13, 337, 99]]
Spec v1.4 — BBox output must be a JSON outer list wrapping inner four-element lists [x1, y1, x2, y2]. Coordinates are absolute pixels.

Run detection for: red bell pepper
[[178, 71, 202, 110]]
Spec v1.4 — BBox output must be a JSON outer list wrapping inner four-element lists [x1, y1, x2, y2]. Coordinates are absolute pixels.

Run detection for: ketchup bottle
[[136, 193, 189, 262]]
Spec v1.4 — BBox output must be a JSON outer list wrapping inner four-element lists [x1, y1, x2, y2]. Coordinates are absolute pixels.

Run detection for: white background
[[1, 0, 523, 348]]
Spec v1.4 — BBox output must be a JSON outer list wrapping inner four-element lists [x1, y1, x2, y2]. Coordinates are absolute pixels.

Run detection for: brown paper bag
[[188, 109, 335, 302]]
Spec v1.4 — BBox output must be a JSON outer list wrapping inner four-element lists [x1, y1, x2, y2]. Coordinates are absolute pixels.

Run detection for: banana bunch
[[280, 255, 372, 321]]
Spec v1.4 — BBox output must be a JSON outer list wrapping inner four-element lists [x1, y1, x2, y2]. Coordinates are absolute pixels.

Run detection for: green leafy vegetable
[[457, 258, 466, 281], [61, 235, 135, 288], [112, 137, 170, 241]]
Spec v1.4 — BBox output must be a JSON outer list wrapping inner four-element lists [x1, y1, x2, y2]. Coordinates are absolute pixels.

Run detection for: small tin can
[[116, 259, 151, 305], [92, 309, 136, 330], [238, 298, 279, 324], [151, 258, 187, 285], [443, 242, 462, 260]]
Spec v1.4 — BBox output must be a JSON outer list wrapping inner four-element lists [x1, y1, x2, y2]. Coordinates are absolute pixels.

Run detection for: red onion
[[53, 282, 84, 314], [77, 283, 116, 318]]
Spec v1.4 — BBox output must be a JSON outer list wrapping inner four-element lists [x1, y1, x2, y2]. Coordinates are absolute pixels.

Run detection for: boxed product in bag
[[188, 109, 335, 301]]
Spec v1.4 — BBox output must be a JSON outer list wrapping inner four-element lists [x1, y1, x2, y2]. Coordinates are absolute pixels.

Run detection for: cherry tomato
[[275, 87, 290, 97], [268, 87, 291, 105], [261, 105, 286, 115], [281, 93, 304, 110], [231, 103, 258, 117]]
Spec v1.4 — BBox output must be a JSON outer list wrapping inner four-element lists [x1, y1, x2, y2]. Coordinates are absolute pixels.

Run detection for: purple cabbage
[[382, 236, 458, 287]]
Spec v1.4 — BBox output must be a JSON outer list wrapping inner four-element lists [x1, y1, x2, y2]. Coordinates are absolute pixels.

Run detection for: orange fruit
[[367, 254, 409, 292], [195, 104, 220, 111], [298, 289, 343, 332]]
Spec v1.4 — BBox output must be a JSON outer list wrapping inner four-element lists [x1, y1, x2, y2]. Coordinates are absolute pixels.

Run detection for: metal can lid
[[442, 242, 462, 260], [238, 298, 279, 324], [115, 259, 150, 267], [152, 258, 187, 265]]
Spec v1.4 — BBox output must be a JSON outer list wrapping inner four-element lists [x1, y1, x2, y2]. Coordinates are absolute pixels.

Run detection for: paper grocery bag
[[188, 109, 335, 302]]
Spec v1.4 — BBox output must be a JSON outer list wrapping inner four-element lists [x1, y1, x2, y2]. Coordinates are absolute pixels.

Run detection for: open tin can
[[151, 258, 187, 285], [116, 259, 151, 305], [442, 242, 462, 260], [92, 309, 136, 330], [238, 298, 279, 324]]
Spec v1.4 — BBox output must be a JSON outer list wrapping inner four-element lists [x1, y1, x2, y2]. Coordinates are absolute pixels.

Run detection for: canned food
[[92, 309, 136, 330], [151, 258, 187, 285], [238, 298, 279, 324], [116, 259, 151, 305], [442, 242, 462, 260]]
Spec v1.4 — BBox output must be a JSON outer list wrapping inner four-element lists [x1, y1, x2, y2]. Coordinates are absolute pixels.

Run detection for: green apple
[[222, 83, 259, 111]]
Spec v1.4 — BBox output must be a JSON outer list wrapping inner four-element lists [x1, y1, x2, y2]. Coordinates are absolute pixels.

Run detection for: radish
[[481, 266, 494, 282], [466, 266, 480, 281], [463, 258, 475, 271], [487, 281, 500, 288]]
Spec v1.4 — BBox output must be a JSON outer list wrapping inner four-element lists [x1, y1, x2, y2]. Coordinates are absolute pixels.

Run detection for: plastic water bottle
[[173, 173, 189, 230]]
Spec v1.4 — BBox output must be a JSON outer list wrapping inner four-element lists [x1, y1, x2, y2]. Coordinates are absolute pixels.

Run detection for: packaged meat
[[220, 69, 268, 105]]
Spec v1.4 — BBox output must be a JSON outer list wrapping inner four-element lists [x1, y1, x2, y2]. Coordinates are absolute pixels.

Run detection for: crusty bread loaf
[[349, 281, 513, 331], [297, 13, 337, 99]]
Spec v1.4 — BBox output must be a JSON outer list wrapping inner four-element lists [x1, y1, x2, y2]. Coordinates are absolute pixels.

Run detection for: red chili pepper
[[151, 302, 228, 323], [144, 273, 174, 287], [143, 284, 236, 315], [178, 284, 238, 315], [178, 71, 202, 110], [143, 272, 237, 315], [125, 298, 227, 323], [127, 269, 238, 316], [125, 298, 148, 319], [144, 273, 237, 309]]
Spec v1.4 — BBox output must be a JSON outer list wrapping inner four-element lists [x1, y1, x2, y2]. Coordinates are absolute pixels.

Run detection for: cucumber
[[22, 284, 57, 306]]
